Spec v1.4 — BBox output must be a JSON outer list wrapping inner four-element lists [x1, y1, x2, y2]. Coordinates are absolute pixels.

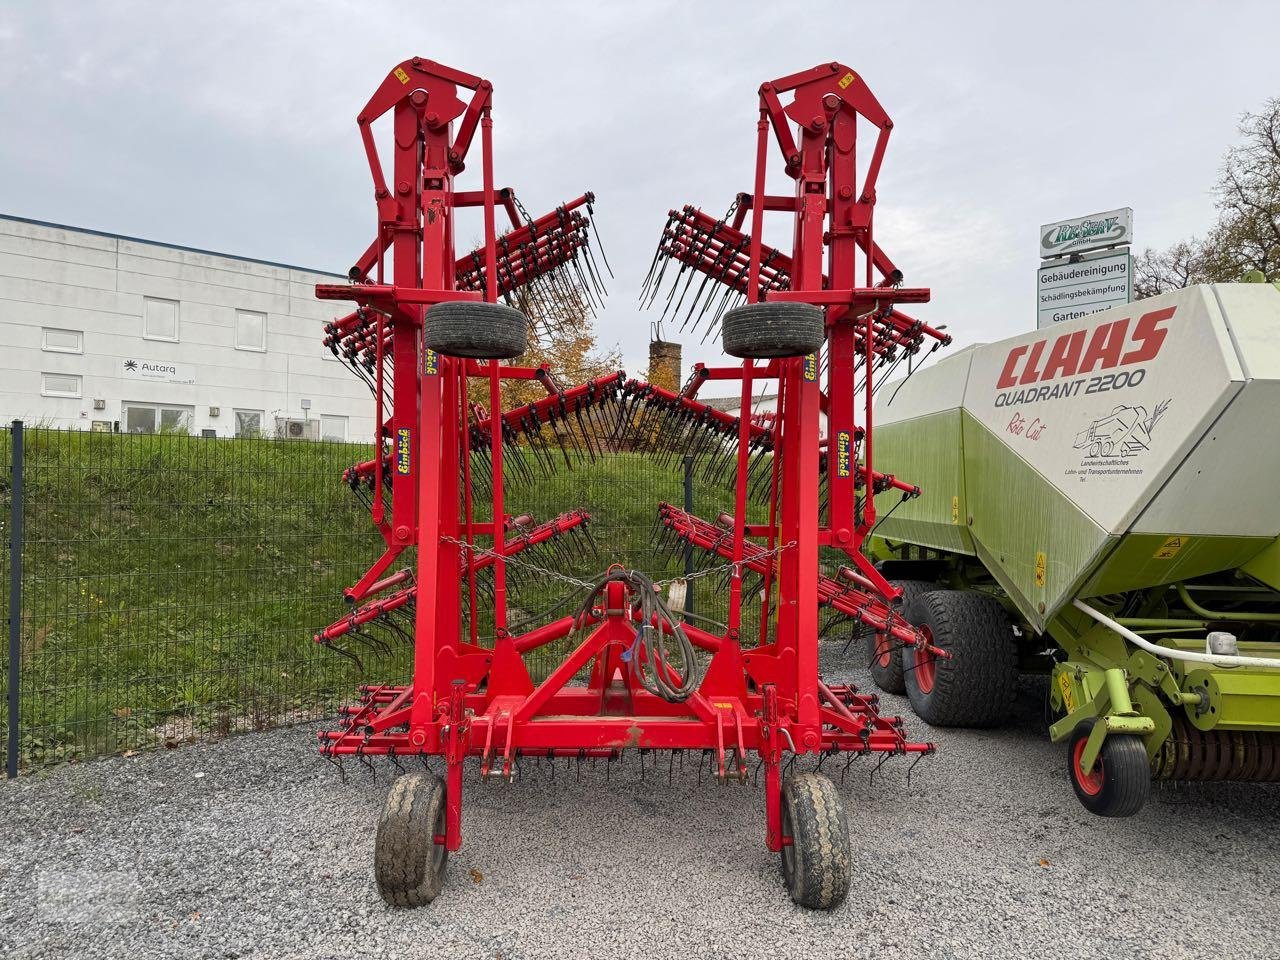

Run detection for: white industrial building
[[0, 214, 374, 441]]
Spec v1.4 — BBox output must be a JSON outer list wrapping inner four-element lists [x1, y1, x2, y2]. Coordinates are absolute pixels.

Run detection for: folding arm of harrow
[[643, 204, 949, 358], [654, 503, 948, 658], [315, 510, 595, 658]]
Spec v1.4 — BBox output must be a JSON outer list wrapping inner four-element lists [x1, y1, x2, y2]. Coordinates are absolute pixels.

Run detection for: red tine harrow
[[315, 57, 951, 911]]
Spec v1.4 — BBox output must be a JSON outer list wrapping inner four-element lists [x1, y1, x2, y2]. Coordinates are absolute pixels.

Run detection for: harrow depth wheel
[[1067, 719, 1151, 818], [424, 301, 529, 359], [375, 772, 449, 907], [721, 302, 825, 359], [780, 772, 850, 910]]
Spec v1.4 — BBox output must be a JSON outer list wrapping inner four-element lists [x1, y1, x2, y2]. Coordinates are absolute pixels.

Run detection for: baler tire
[[903, 589, 1017, 728], [375, 772, 449, 907], [721, 302, 825, 359], [867, 580, 935, 695], [1067, 719, 1151, 818], [780, 772, 850, 910], [423, 301, 529, 359]]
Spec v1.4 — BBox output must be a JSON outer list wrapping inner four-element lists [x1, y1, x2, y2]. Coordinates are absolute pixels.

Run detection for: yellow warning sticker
[[1057, 671, 1075, 714], [838, 72, 856, 90], [950, 496, 960, 524], [1034, 551, 1047, 588], [394, 67, 410, 84], [1154, 535, 1188, 559]]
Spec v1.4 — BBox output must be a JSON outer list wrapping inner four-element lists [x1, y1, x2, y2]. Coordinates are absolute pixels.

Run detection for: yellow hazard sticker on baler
[[1154, 536, 1188, 559], [394, 67, 410, 84], [1034, 551, 1046, 588], [950, 496, 959, 524], [838, 72, 856, 90], [1057, 671, 1075, 714]]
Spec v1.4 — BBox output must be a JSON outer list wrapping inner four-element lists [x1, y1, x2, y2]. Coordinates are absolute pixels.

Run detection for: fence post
[[683, 453, 695, 617], [7, 420, 23, 779]]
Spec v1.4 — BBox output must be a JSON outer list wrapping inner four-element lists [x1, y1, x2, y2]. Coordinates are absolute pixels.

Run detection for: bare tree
[[1136, 96, 1280, 297], [1133, 238, 1211, 298], [1211, 96, 1280, 280]]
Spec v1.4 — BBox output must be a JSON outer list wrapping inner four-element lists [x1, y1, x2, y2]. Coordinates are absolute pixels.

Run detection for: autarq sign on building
[[1037, 207, 1134, 329]]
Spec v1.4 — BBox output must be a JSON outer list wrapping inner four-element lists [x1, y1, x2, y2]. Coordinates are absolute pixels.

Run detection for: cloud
[[0, 0, 1273, 378]]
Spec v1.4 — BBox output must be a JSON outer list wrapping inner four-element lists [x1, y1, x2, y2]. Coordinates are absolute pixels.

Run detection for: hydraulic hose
[[1073, 599, 1280, 670], [573, 568, 704, 702]]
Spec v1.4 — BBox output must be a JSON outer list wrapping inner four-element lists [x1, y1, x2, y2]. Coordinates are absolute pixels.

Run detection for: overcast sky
[[2, 1, 1274, 390]]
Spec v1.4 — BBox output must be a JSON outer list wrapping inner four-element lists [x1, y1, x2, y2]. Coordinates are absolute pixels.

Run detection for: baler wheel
[[375, 772, 449, 907], [721, 302, 825, 358], [867, 580, 934, 694], [780, 772, 850, 910], [903, 590, 1017, 727], [424, 301, 529, 359], [1067, 719, 1150, 817]]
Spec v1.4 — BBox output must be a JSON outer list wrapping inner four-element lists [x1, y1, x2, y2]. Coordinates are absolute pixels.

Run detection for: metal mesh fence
[[1, 424, 11, 773], [9, 428, 384, 766], [2, 425, 757, 771]]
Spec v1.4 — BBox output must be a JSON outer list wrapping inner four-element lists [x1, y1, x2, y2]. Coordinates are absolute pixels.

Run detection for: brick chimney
[[647, 338, 682, 392]]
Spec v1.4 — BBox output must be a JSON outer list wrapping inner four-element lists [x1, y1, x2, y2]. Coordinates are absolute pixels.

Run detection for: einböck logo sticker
[[423, 348, 439, 376], [396, 427, 411, 475], [803, 354, 818, 382], [835, 431, 852, 477]]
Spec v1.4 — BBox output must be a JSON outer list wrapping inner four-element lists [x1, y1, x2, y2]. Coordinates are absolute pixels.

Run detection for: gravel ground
[[2, 650, 1278, 960]]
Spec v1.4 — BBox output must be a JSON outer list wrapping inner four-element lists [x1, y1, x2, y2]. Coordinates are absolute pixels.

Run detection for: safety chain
[[440, 535, 796, 594]]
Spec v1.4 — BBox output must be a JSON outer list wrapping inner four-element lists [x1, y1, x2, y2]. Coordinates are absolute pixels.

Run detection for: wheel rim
[[1072, 737, 1105, 796], [781, 802, 796, 883], [431, 792, 447, 872], [914, 625, 937, 694], [875, 634, 893, 669]]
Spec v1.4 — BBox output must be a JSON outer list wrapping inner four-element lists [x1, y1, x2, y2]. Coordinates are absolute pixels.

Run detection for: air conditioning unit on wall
[[275, 417, 320, 440]]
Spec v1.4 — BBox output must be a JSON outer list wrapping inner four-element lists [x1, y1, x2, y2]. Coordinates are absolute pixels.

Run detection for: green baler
[[869, 283, 1280, 816]]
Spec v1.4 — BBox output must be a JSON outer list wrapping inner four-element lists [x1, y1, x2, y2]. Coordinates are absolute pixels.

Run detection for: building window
[[143, 296, 179, 342], [236, 310, 267, 352], [122, 402, 193, 435], [41, 372, 82, 398], [320, 415, 348, 442], [234, 409, 264, 438], [42, 328, 84, 354]]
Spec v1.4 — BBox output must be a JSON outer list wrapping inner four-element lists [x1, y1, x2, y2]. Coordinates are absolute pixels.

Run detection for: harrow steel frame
[[316, 57, 950, 906]]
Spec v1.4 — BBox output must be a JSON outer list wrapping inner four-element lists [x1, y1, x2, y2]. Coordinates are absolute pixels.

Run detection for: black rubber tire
[[903, 589, 1017, 728], [780, 772, 850, 909], [1067, 719, 1151, 817], [866, 580, 934, 695], [721, 302, 825, 359], [375, 772, 449, 907], [423, 301, 528, 359]]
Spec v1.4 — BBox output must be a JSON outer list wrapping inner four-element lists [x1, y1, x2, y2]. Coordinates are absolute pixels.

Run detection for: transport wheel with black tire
[[721, 302, 825, 359], [423, 301, 529, 359], [780, 772, 850, 910], [903, 589, 1017, 727], [375, 772, 449, 907], [1067, 719, 1151, 817], [866, 580, 934, 695]]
